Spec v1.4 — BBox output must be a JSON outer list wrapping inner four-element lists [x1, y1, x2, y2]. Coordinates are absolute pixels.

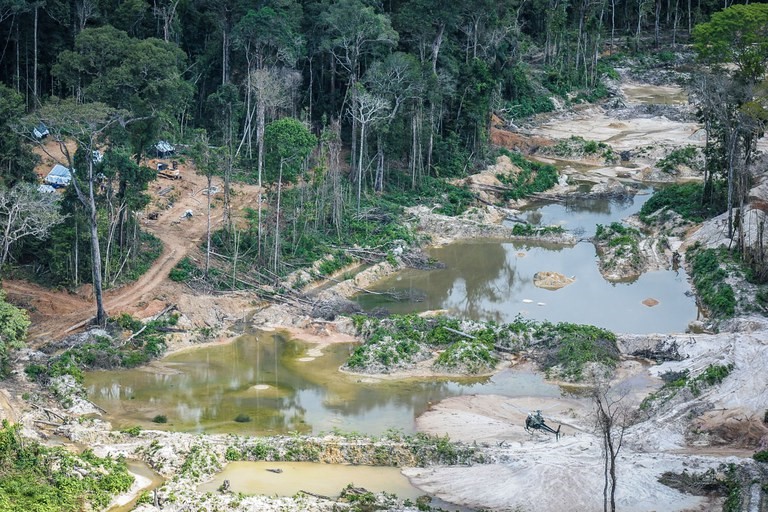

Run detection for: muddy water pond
[[198, 461, 422, 498], [621, 84, 688, 105], [356, 192, 697, 334], [86, 332, 559, 434]]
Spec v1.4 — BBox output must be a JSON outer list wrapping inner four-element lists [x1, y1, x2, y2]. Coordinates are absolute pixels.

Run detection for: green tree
[[0, 84, 37, 187], [264, 117, 317, 184], [264, 117, 316, 274], [693, 3, 768, 84], [0, 290, 29, 376], [53, 26, 193, 162]]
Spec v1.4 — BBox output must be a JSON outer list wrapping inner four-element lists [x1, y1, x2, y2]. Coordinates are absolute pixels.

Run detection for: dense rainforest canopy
[[0, 0, 766, 326]]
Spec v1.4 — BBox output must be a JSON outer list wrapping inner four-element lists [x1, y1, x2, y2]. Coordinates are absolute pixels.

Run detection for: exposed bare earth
[[2, 81, 768, 512]]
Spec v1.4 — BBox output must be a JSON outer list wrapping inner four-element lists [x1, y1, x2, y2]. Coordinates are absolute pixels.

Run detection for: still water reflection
[[355, 190, 697, 333], [86, 332, 559, 434], [355, 240, 696, 333]]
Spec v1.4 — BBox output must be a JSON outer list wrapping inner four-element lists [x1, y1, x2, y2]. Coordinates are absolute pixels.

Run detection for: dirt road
[[3, 164, 254, 345]]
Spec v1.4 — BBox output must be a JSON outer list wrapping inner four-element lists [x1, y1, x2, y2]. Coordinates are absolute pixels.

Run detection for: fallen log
[[443, 327, 476, 339]]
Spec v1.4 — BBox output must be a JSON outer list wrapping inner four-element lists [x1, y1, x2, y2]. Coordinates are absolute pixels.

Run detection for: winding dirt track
[[3, 168, 241, 346]]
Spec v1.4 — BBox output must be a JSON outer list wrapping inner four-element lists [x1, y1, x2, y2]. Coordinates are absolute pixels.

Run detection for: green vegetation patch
[[511, 223, 565, 237], [385, 176, 475, 217], [688, 245, 736, 318], [433, 336, 497, 374], [0, 290, 30, 377], [594, 222, 643, 272], [347, 314, 617, 381], [25, 313, 175, 384], [545, 136, 616, 163], [657, 146, 699, 173], [640, 183, 726, 224], [346, 314, 503, 374], [532, 322, 620, 381], [0, 421, 133, 512], [496, 149, 559, 200], [640, 364, 733, 411], [169, 256, 201, 282]]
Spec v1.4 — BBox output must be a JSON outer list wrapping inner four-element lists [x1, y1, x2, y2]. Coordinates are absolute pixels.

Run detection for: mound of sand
[[533, 271, 575, 290]]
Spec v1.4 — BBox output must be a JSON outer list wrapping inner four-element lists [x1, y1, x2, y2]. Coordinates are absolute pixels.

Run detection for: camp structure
[[33, 122, 49, 139], [45, 164, 72, 188], [154, 140, 176, 158], [37, 184, 56, 194]]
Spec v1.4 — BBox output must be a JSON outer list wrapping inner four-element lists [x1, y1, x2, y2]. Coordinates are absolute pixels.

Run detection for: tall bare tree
[[592, 382, 631, 512], [0, 182, 62, 265], [22, 101, 133, 326], [348, 85, 390, 210]]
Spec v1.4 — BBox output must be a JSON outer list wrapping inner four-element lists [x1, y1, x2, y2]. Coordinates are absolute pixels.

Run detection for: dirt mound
[[691, 409, 768, 449], [490, 115, 554, 153], [533, 271, 575, 290]]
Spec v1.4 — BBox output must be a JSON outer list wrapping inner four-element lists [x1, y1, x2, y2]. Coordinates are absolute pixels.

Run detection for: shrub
[[496, 149, 559, 200], [640, 183, 726, 224], [657, 146, 698, 173], [169, 257, 199, 282], [0, 421, 133, 511], [152, 415, 168, 424], [688, 246, 736, 318]]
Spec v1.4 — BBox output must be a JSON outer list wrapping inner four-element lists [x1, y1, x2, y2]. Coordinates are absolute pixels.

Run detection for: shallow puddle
[[622, 84, 688, 105], [198, 461, 423, 498]]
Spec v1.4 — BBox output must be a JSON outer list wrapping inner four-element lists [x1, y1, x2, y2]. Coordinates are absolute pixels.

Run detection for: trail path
[[3, 165, 252, 346]]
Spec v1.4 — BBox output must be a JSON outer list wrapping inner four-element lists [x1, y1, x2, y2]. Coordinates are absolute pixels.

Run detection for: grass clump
[[169, 256, 201, 282], [152, 415, 168, 424], [234, 414, 251, 423], [0, 421, 133, 512]]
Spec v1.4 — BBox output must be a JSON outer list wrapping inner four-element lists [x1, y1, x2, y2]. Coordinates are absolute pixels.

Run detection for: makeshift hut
[[45, 164, 72, 187], [155, 141, 175, 158]]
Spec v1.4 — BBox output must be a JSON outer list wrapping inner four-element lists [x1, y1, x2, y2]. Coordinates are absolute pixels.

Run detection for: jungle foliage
[[346, 314, 618, 381], [0, 421, 133, 512], [0, 0, 764, 340]]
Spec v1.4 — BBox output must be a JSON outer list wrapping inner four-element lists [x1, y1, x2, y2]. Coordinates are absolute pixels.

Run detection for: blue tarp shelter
[[45, 164, 72, 187]]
